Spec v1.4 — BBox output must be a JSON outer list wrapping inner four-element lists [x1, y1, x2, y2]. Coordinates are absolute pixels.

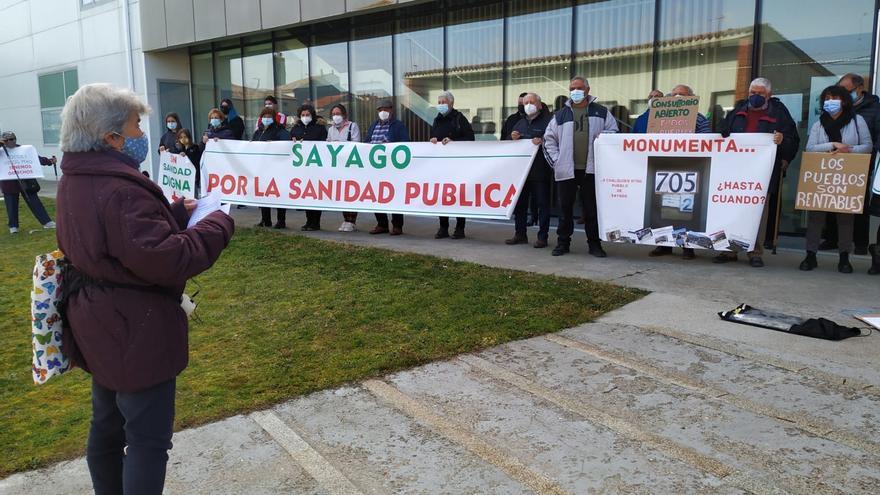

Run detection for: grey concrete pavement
[[5, 192, 879, 494]]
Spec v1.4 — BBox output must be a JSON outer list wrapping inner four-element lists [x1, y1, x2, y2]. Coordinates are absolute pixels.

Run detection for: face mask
[[524, 103, 538, 115], [261, 117, 274, 127], [332, 115, 344, 125], [210, 118, 221, 128], [378, 110, 390, 121], [851, 90, 860, 102], [823, 99, 842, 114], [518, 103, 525, 113], [166, 122, 177, 131], [300, 116, 312, 125], [220, 105, 230, 115], [436, 104, 449, 115], [748, 94, 766, 109], [570, 89, 585, 104], [118, 133, 149, 164]]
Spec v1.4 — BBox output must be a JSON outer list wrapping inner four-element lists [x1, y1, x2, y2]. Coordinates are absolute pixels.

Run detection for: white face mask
[[300, 116, 312, 125], [524, 103, 538, 115], [166, 122, 177, 130], [332, 115, 344, 125], [378, 110, 390, 121]]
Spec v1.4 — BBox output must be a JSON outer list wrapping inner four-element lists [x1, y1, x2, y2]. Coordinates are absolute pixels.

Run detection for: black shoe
[[799, 251, 817, 271], [255, 221, 270, 228], [869, 245, 880, 275], [681, 248, 696, 260], [588, 242, 607, 258], [748, 256, 764, 268], [451, 229, 466, 239], [855, 245, 868, 256], [505, 235, 528, 245], [551, 244, 569, 256], [649, 246, 673, 257], [435, 228, 449, 239], [818, 239, 837, 251], [300, 224, 318, 231], [838, 252, 853, 273], [273, 223, 287, 229]]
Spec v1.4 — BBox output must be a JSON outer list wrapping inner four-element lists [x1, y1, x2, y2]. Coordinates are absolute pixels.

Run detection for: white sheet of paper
[[187, 191, 224, 228], [855, 314, 880, 331]]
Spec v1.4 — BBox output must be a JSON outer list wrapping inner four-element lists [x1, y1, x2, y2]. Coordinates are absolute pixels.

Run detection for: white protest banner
[[158, 151, 197, 202], [1, 145, 44, 180], [594, 133, 776, 252], [202, 139, 539, 219]]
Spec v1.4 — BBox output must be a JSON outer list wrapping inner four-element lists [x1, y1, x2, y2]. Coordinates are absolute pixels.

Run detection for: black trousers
[[260, 207, 286, 226], [557, 169, 599, 245], [375, 213, 403, 228], [87, 378, 176, 495], [439, 217, 466, 231], [305, 210, 322, 227]]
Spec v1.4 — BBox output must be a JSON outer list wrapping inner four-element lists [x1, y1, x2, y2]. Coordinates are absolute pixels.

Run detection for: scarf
[[819, 110, 853, 143]]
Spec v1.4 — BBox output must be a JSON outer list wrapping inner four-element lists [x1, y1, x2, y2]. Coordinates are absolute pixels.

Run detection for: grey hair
[[749, 77, 772, 92], [524, 92, 542, 102], [60, 83, 150, 152], [438, 91, 455, 104], [671, 84, 694, 96], [571, 76, 590, 87]]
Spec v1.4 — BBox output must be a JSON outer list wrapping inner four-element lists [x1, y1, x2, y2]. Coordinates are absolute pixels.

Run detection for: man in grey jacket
[[543, 76, 619, 257]]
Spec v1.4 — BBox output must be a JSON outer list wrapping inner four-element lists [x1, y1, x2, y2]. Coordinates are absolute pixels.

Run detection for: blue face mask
[[166, 122, 177, 131], [823, 99, 842, 115], [851, 90, 860, 102], [436, 103, 449, 115], [748, 94, 766, 109], [570, 89, 586, 104], [210, 118, 221, 128], [261, 117, 274, 127], [118, 133, 149, 164]]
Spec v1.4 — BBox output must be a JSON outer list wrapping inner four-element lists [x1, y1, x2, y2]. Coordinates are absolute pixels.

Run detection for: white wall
[[0, 0, 156, 178]]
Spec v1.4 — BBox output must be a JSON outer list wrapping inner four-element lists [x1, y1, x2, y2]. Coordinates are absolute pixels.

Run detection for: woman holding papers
[[800, 85, 872, 273], [55, 84, 234, 494], [253, 106, 291, 229]]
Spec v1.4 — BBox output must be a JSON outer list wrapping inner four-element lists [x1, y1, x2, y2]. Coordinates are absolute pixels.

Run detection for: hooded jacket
[[56, 150, 234, 392], [542, 96, 618, 179], [719, 97, 800, 167]]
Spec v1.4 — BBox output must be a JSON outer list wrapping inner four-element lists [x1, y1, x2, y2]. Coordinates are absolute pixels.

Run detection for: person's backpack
[[31, 250, 71, 384]]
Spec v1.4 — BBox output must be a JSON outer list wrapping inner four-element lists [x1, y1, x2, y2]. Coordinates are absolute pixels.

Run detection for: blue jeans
[[514, 180, 551, 241], [87, 378, 176, 495], [4, 191, 51, 228]]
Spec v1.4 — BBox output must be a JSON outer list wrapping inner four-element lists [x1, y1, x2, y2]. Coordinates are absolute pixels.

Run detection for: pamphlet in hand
[[187, 190, 231, 229]]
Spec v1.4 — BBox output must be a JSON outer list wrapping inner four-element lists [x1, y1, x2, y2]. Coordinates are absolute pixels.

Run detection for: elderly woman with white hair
[[56, 84, 234, 494]]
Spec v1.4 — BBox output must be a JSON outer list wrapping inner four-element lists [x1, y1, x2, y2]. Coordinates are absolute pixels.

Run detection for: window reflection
[[242, 43, 274, 135], [274, 38, 310, 121], [447, 3, 504, 140], [214, 46, 244, 128], [191, 51, 215, 134], [351, 31, 393, 138], [395, 13, 444, 142], [575, 0, 655, 132], [310, 41, 349, 119]]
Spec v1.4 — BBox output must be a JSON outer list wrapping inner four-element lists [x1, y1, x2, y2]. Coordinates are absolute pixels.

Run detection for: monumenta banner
[[594, 133, 776, 252], [202, 139, 539, 219]]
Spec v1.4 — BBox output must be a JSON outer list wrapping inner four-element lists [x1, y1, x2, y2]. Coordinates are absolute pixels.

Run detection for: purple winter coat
[[56, 150, 234, 392]]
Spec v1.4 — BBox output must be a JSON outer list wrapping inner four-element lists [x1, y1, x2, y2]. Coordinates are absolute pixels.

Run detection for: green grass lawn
[[0, 197, 644, 477]]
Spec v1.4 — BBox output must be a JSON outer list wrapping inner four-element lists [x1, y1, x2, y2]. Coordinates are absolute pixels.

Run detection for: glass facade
[[189, 0, 879, 235]]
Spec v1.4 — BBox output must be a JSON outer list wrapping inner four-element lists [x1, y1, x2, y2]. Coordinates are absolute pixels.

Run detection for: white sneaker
[[43, 221, 56, 229], [338, 221, 348, 232], [9, 227, 19, 234], [340, 221, 356, 232]]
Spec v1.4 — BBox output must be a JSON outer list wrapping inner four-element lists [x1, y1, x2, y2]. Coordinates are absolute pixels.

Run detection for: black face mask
[[518, 104, 525, 114], [220, 105, 230, 115]]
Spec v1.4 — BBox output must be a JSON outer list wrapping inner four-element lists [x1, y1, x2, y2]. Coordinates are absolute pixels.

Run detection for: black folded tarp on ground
[[718, 304, 864, 341]]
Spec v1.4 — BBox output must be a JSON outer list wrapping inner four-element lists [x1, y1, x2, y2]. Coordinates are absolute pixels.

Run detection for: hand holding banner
[[201, 139, 538, 220]]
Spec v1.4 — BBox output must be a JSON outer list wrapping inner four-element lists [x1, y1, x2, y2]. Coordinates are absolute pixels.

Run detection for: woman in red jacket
[[56, 84, 235, 494]]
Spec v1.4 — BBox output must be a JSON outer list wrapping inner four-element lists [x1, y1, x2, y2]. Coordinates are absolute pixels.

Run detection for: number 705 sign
[[654, 171, 699, 194]]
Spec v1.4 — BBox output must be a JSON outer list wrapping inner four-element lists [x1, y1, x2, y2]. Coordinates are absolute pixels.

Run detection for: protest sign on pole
[[795, 152, 870, 214], [594, 133, 776, 252], [1, 145, 44, 180], [158, 151, 197, 202], [202, 139, 538, 219], [646, 96, 700, 133]]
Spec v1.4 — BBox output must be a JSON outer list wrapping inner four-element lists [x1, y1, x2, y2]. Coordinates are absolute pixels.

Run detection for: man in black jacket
[[716, 77, 800, 268], [505, 93, 553, 248], [501, 92, 528, 141], [430, 90, 475, 239]]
